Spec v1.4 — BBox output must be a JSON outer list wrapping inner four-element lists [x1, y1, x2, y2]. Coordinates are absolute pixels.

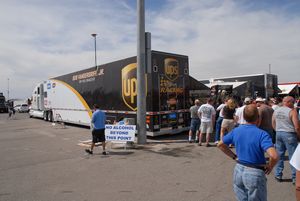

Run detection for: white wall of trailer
[[30, 85, 38, 110], [45, 80, 92, 126]]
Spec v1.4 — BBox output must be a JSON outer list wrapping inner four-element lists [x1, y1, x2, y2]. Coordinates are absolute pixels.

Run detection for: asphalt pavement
[[0, 113, 296, 201]]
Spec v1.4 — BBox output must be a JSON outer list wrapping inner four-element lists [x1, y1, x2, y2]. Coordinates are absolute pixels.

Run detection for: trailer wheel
[[48, 111, 53, 122], [43, 111, 48, 121]]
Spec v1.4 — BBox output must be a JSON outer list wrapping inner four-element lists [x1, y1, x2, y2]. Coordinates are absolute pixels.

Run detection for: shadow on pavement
[[142, 144, 198, 158], [281, 178, 293, 183], [107, 151, 135, 156], [146, 131, 217, 144]]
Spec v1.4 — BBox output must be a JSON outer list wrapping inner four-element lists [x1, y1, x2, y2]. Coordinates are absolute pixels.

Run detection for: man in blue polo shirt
[[85, 104, 107, 155], [218, 104, 278, 201]]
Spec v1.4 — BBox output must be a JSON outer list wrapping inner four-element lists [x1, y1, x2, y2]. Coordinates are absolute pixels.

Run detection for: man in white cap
[[235, 97, 252, 126], [198, 98, 216, 147]]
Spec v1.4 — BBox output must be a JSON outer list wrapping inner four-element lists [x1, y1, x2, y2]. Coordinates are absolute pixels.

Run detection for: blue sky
[[0, 0, 300, 99]]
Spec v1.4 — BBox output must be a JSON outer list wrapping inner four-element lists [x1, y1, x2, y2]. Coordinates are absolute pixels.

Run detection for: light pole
[[7, 78, 9, 100], [137, 0, 147, 144], [91, 33, 97, 69]]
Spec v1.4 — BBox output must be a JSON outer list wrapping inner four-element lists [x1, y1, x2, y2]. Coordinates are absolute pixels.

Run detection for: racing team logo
[[164, 58, 179, 81], [122, 63, 137, 111]]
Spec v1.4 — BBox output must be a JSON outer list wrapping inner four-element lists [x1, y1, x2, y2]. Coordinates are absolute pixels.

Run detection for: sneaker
[[198, 143, 202, 146], [206, 143, 210, 147], [274, 176, 282, 182], [102, 151, 107, 155], [215, 141, 219, 145], [85, 149, 93, 155], [188, 140, 193, 143]]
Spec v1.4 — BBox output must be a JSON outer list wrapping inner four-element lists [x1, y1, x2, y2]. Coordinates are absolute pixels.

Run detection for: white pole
[[137, 0, 147, 144], [7, 78, 10, 100], [91, 33, 98, 71]]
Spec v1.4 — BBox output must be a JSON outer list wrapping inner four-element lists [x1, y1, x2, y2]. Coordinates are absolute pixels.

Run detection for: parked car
[[13, 105, 20, 111], [14, 104, 29, 113]]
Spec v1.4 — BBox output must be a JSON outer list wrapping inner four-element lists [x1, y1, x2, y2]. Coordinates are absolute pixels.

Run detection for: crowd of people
[[189, 96, 300, 201]]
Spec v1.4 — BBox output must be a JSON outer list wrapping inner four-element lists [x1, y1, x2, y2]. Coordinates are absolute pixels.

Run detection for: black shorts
[[92, 129, 105, 143]]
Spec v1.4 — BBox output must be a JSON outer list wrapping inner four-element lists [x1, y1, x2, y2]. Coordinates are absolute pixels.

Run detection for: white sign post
[[105, 124, 136, 142]]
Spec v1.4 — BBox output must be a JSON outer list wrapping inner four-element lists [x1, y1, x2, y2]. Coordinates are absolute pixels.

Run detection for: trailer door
[[158, 74, 185, 129]]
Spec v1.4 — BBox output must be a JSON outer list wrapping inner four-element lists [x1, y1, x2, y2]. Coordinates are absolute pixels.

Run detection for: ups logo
[[122, 63, 137, 111], [164, 58, 179, 81]]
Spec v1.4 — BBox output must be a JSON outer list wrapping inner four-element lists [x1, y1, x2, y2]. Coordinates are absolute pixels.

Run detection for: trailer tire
[[48, 111, 53, 122], [43, 111, 48, 121]]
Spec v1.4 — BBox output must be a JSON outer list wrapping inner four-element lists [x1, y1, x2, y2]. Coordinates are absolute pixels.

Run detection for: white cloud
[[0, 0, 137, 99], [149, 0, 300, 82], [0, 0, 299, 99]]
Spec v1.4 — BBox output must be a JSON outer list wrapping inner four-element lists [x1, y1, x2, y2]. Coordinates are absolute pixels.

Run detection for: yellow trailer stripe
[[50, 79, 92, 118]]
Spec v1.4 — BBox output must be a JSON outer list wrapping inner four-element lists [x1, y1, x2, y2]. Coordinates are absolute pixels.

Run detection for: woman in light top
[[220, 98, 237, 141]]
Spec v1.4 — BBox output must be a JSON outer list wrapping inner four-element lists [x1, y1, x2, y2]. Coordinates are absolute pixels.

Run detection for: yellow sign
[[164, 58, 179, 81], [160, 77, 184, 93], [122, 63, 138, 111]]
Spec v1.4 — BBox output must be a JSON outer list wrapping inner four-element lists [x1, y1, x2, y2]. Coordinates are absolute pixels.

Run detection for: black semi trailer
[[30, 50, 208, 136], [201, 73, 280, 99]]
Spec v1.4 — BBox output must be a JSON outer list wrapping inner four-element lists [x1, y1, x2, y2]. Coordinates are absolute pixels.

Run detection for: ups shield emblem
[[122, 63, 137, 111], [164, 58, 179, 81]]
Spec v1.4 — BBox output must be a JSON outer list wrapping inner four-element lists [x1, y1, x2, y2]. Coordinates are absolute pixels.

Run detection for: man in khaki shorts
[[198, 98, 216, 147]]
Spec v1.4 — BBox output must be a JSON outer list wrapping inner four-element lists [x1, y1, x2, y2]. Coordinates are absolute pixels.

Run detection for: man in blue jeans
[[218, 104, 278, 201], [188, 99, 201, 143], [272, 96, 300, 184]]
